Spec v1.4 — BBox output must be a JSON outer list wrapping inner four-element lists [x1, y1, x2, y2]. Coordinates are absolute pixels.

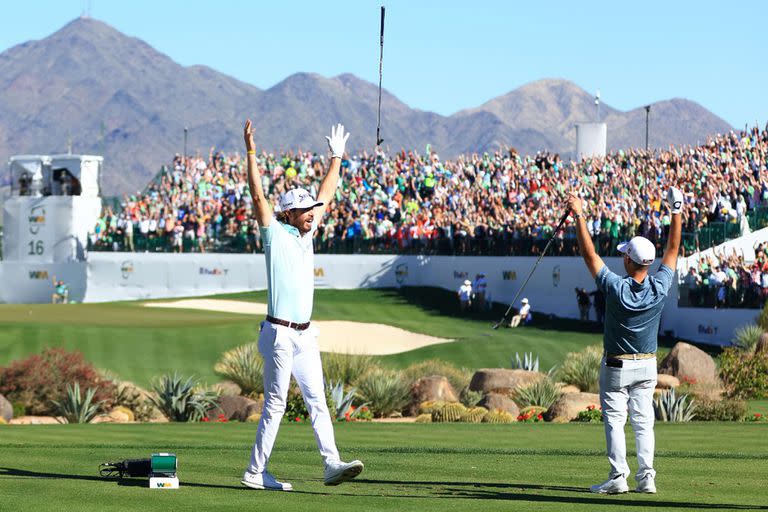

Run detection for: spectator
[[576, 287, 591, 321], [509, 298, 531, 328], [457, 279, 472, 313], [473, 272, 488, 311], [51, 276, 69, 304]]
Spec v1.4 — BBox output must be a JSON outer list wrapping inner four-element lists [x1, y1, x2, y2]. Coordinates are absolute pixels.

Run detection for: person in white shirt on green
[[240, 120, 363, 491]]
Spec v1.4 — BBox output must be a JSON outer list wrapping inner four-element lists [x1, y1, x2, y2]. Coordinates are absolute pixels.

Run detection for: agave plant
[[51, 382, 104, 424], [732, 324, 764, 352], [512, 352, 540, 372], [214, 343, 264, 397], [653, 389, 696, 422], [326, 380, 366, 421], [149, 373, 219, 422]]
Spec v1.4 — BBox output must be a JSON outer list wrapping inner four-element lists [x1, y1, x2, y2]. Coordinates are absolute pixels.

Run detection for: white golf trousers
[[599, 357, 657, 482], [248, 321, 340, 474]]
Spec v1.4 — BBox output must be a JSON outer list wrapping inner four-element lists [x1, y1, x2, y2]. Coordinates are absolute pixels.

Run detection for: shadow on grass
[[2, 468, 766, 509], [0, 467, 242, 491]]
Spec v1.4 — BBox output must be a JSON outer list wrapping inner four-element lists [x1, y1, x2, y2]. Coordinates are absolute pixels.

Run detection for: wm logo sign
[[28, 270, 50, 280], [502, 271, 517, 281]]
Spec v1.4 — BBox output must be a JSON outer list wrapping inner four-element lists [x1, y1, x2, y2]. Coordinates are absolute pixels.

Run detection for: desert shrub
[[719, 347, 768, 399], [148, 373, 218, 422], [327, 380, 368, 421], [354, 368, 410, 418], [732, 325, 764, 353], [12, 402, 25, 418], [514, 376, 562, 409], [653, 389, 696, 422], [51, 383, 103, 424], [0, 348, 115, 415], [575, 404, 603, 423], [556, 344, 602, 393], [402, 359, 471, 393], [322, 352, 378, 386], [459, 387, 483, 408], [694, 399, 747, 421], [214, 343, 263, 397], [284, 387, 309, 423]]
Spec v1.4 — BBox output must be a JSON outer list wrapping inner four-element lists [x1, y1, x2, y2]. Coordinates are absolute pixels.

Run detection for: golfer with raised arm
[[568, 186, 683, 495], [240, 120, 363, 491]]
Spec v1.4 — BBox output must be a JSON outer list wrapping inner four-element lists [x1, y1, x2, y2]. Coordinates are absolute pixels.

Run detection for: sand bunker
[[144, 299, 452, 355]]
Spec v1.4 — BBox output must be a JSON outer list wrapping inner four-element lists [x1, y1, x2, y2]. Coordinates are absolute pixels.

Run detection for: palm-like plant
[[149, 373, 219, 422], [654, 389, 697, 422], [51, 382, 104, 424]]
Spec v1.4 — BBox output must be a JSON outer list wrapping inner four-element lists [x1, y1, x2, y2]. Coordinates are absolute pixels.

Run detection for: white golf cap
[[522, 298, 529, 304], [464, 280, 471, 285], [617, 236, 656, 266], [276, 188, 323, 212]]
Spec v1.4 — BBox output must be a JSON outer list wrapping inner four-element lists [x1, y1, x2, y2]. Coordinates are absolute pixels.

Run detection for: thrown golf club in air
[[492, 208, 571, 330]]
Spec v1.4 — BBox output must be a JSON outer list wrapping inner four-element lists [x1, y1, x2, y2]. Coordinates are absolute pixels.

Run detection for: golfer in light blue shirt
[[568, 186, 683, 495]]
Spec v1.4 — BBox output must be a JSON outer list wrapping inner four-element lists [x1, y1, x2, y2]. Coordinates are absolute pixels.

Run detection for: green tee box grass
[[0, 423, 766, 512], [0, 288, 606, 386]]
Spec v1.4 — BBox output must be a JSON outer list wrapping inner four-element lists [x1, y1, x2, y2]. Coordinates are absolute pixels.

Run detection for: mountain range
[[0, 17, 733, 195]]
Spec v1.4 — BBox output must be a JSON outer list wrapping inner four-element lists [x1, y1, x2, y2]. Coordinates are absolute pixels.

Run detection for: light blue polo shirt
[[595, 264, 674, 355], [260, 219, 317, 323]]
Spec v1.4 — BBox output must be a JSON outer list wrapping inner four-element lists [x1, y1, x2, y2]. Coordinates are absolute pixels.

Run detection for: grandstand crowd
[[89, 123, 768, 307]]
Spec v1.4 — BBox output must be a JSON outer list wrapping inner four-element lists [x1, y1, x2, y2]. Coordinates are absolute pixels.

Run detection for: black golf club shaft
[[493, 208, 571, 329]]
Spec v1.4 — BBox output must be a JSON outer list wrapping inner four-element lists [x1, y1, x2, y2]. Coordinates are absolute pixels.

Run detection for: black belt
[[266, 315, 310, 331]]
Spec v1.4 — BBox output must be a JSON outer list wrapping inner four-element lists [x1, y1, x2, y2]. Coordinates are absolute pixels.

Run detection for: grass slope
[[1, 423, 766, 512]]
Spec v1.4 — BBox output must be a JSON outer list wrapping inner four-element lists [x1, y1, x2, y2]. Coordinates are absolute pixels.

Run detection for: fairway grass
[[1, 423, 766, 511]]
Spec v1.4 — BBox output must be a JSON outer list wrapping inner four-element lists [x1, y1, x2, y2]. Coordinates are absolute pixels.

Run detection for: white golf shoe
[[590, 475, 629, 494], [241, 470, 293, 491], [635, 474, 657, 493], [323, 460, 364, 486]]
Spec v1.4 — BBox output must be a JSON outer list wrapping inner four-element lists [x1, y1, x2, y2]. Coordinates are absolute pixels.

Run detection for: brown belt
[[607, 353, 656, 360], [266, 315, 310, 331]]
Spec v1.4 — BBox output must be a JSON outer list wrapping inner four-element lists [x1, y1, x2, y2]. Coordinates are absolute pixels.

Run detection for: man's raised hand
[[244, 119, 255, 152], [667, 187, 683, 214], [326, 123, 350, 159], [567, 192, 584, 217]]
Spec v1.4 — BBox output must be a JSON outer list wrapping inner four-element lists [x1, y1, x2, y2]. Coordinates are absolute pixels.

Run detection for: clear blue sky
[[1, 0, 766, 128]]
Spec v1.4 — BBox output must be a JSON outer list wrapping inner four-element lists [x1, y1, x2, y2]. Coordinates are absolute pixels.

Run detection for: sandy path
[[144, 299, 452, 355]]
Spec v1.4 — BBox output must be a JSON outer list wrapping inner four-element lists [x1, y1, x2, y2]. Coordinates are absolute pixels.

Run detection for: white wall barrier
[[0, 252, 760, 346]]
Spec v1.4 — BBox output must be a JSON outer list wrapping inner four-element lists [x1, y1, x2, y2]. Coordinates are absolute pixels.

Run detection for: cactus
[[110, 405, 135, 422], [482, 408, 515, 424], [246, 413, 262, 424], [414, 413, 432, 423], [460, 406, 488, 423], [419, 400, 445, 415], [432, 402, 466, 422]]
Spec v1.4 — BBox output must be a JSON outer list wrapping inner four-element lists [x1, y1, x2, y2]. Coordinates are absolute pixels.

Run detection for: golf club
[[492, 208, 571, 329]]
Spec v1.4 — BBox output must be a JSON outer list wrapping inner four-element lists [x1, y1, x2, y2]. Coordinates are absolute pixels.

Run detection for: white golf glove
[[667, 187, 684, 214], [326, 123, 350, 159]]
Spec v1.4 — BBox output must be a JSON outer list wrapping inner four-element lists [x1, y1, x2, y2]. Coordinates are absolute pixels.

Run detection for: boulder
[[544, 392, 600, 423], [755, 332, 768, 355], [214, 380, 243, 397], [469, 369, 544, 394], [655, 374, 680, 389], [408, 376, 459, 416], [206, 395, 263, 422], [558, 384, 581, 394], [476, 393, 520, 417], [0, 394, 12, 422], [108, 406, 135, 423], [658, 342, 717, 384], [9, 416, 62, 425]]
